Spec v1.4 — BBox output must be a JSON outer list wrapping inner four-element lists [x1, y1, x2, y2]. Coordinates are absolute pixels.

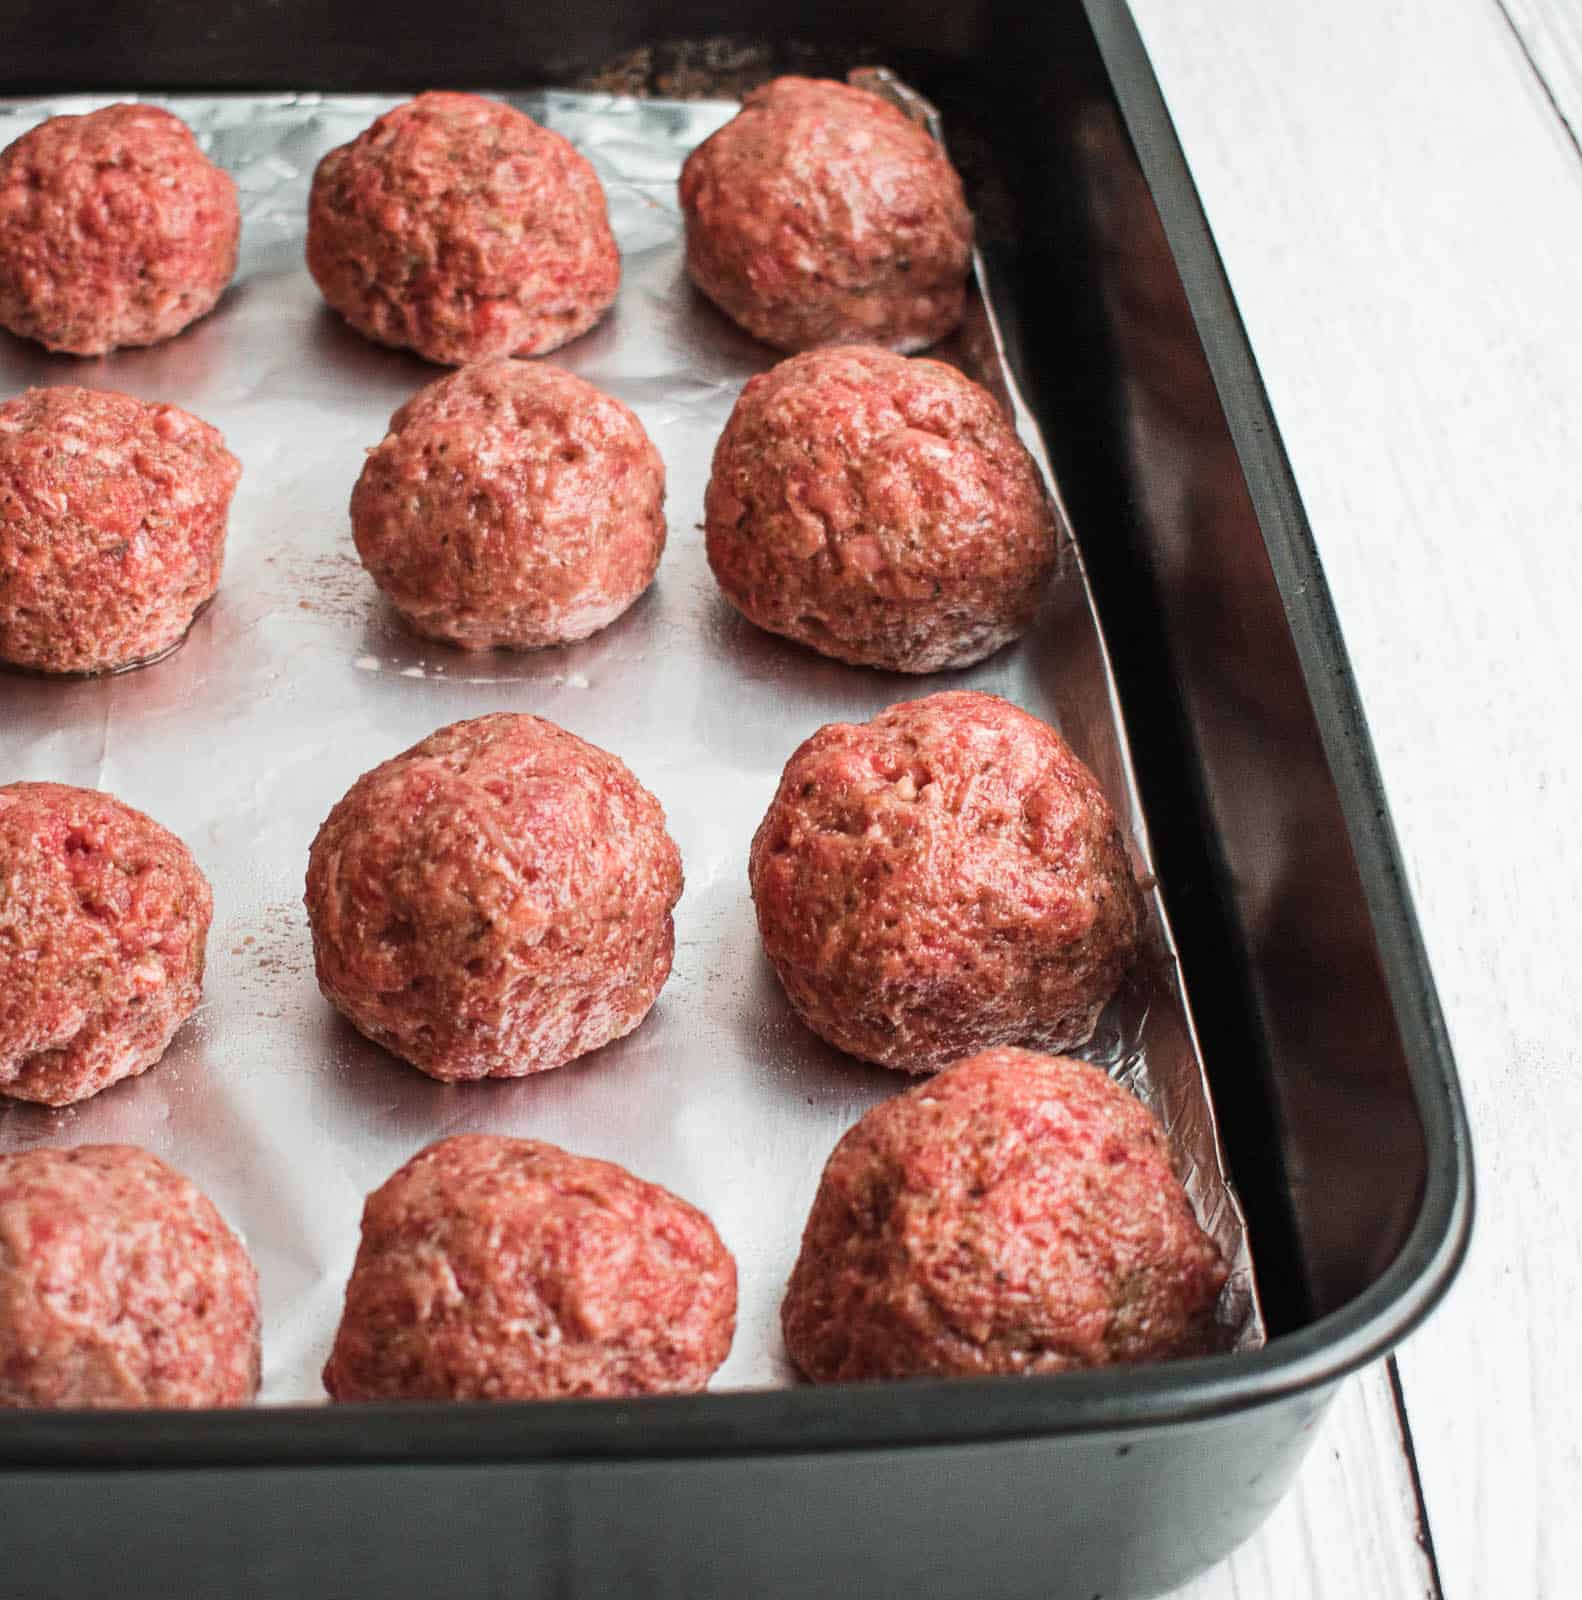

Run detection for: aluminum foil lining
[[0, 85, 1262, 1405]]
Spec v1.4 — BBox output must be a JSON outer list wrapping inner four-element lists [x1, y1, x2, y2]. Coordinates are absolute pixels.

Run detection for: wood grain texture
[[1174, 1363, 1435, 1599], [1128, 0, 1582, 1595], [1501, 0, 1582, 153]]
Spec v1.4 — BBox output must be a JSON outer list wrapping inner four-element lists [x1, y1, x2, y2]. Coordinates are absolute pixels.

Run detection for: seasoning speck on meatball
[[0, 782, 212, 1107], [706, 346, 1056, 672], [680, 77, 973, 354], [324, 1134, 737, 1402], [750, 691, 1145, 1072], [0, 1144, 260, 1409], [0, 103, 239, 357], [782, 1048, 1228, 1382], [0, 386, 240, 675], [352, 359, 665, 651], [305, 713, 683, 1082], [307, 92, 620, 366]]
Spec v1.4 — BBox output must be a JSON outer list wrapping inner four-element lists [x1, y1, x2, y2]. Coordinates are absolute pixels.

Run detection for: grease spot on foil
[[265, 547, 372, 626], [220, 900, 316, 1035]]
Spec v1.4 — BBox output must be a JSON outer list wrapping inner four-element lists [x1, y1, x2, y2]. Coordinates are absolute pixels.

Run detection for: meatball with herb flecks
[[307, 92, 619, 365], [0, 782, 212, 1108], [305, 713, 683, 1082], [782, 1048, 1227, 1381], [750, 691, 1144, 1072], [0, 103, 238, 356], [325, 1134, 736, 1401], [0, 1144, 259, 1408], [706, 346, 1056, 672], [681, 77, 972, 353], [0, 385, 239, 675], [351, 359, 665, 650]]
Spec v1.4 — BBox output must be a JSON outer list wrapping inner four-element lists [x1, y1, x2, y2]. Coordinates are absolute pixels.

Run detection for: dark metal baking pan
[[0, 2, 1472, 1597]]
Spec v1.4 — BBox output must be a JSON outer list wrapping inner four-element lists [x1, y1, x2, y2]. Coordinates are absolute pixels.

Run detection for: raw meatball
[[351, 359, 665, 650], [305, 713, 683, 1082], [749, 691, 1144, 1072], [0, 386, 240, 675], [0, 783, 212, 1107], [0, 103, 238, 357], [679, 77, 972, 353], [782, 1048, 1228, 1381], [324, 1134, 737, 1401], [705, 346, 1056, 672], [307, 92, 620, 365], [0, 1144, 260, 1408]]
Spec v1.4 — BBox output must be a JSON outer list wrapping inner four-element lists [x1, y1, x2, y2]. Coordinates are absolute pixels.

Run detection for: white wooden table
[[1125, 1, 1582, 1594]]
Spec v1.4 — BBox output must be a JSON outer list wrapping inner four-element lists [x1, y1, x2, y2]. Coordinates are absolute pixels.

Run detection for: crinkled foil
[[0, 87, 1261, 1405]]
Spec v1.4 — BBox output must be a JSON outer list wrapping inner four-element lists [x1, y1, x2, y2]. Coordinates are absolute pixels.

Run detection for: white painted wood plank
[[1127, 1, 1582, 1597], [1172, 1362, 1434, 1600]]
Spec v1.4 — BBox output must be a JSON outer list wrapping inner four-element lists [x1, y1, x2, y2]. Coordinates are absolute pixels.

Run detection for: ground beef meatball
[[679, 77, 973, 353], [0, 103, 238, 357], [0, 386, 240, 675], [0, 783, 212, 1108], [750, 691, 1144, 1072], [782, 1048, 1227, 1381], [351, 359, 665, 650], [305, 713, 682, 1082], [0, 1144, 260, 1408], [307, 92, 620, 366], [705, 346, 1056, 672], [324, 1134, 737, 1402]]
